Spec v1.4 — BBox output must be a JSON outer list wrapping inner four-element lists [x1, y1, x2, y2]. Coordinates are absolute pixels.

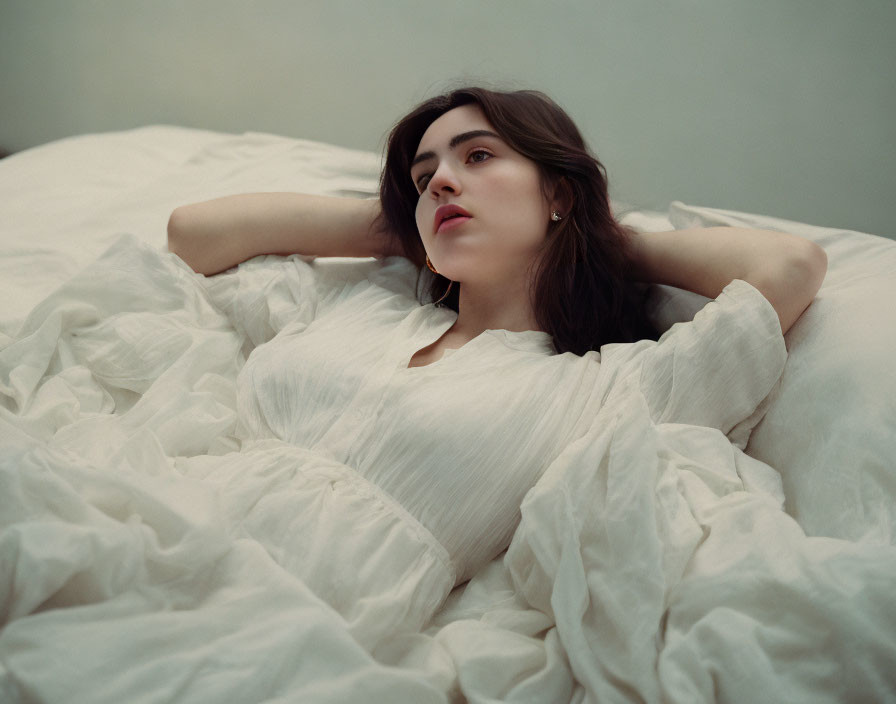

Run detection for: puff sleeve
[[609, 279, 787, 438], [198, 255, 390, 349]]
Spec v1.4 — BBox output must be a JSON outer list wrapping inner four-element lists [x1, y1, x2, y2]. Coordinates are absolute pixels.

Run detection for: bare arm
[[628, 226, 827, 334], [167, 193, 398, 275]]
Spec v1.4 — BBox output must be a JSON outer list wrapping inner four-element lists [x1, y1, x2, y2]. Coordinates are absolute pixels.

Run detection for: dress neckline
[[402, 304, 554, 371]]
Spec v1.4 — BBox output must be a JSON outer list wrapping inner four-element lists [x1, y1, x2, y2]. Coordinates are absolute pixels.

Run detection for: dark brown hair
[[374, 86, 656, 355]]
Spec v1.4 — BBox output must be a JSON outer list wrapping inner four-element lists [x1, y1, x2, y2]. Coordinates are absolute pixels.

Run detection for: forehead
[[414, 104, 495, 155]]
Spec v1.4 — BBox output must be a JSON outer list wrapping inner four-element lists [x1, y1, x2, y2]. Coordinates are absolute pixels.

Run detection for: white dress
[[188, 247, 786, 638], [0, 236, 786, 663], [6, 237, 896, 702]]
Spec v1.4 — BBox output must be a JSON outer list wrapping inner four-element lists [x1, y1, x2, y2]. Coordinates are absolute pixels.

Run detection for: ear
[[549, 177, 574, 217]]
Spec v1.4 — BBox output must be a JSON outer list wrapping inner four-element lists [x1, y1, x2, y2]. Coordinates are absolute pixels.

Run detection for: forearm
[[629, 226, 827, 333], [167, 193, 388, 275]]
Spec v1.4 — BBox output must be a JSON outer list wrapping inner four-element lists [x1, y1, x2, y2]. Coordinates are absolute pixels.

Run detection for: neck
[[447, 275, 544, 340]]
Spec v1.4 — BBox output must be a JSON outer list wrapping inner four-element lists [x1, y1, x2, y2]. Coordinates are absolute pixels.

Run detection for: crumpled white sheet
[[3, 235, 895, 703]]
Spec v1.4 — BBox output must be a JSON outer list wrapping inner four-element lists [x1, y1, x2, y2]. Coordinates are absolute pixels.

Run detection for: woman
[[166, 85, 826, 612], [12, 88, 895, 703], [168, 87, 826, 351]]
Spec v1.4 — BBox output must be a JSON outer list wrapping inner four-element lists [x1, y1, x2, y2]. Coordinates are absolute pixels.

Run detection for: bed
[[1, 126, 895, 703]]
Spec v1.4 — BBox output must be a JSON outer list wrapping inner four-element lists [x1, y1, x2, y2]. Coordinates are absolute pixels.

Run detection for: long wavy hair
[[374, 86, 657, 355]]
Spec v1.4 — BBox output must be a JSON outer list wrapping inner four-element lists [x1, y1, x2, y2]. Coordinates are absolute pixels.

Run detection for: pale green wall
[[1, 0, 893, 237]]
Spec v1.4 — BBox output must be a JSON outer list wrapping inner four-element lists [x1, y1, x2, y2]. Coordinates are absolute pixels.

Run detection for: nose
[[427, 161, 461, 197]]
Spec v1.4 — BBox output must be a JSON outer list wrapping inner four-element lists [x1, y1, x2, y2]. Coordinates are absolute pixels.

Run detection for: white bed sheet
[[2, 126, 895, 703]]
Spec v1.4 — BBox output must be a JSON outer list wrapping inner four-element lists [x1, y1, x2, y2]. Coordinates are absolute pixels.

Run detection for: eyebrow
[[411, 130, 502, 169]]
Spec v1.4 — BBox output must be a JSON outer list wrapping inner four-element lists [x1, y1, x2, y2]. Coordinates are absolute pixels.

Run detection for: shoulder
[[366, 255, 422, 299], [307, 254, 421, 306]]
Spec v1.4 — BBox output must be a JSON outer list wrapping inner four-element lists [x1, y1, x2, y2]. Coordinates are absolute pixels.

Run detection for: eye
[[413, 149, 494, 193], [415, 173, 431, 192], [468, 149, 493, 164]]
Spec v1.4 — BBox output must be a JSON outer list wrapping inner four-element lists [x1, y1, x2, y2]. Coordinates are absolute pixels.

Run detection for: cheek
[[414, 199, 426, 235], [497, 166, 545, 209], [504, 175, 549, 230]]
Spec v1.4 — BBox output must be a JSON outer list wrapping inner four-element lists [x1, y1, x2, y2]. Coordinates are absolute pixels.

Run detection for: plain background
[[1, 0, 893, 238]]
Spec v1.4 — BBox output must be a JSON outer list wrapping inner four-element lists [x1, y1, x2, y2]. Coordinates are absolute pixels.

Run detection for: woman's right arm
[[167, 193, 398, 275]]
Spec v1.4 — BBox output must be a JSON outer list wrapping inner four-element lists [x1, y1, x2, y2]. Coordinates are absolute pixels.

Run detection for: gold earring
[[426, 255, 454, 306], [433, 280, 454, 305]]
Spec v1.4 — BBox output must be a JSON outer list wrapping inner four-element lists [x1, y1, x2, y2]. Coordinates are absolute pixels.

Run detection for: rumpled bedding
[[2, 127, 895, 703]]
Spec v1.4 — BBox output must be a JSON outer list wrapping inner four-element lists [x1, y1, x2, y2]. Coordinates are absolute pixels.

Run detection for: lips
[[434, 204, 472, 234]]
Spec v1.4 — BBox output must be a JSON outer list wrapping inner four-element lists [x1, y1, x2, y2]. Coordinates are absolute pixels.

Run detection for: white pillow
[[660, 201, 896, 545]]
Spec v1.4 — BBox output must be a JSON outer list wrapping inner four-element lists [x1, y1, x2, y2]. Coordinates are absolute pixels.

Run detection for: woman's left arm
[[628, 227, 828, 334]]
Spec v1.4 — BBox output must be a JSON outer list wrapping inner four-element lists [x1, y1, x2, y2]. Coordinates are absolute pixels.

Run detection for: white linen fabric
[[653, 201, 896, 545], [2, 127, 895, 703], [204, 245, 784, 586]]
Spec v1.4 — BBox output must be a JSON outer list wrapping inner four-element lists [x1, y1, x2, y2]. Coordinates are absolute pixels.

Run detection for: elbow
[[166, 206, 206, 274], [763, 238, 828, 335], [166, 207, 189, 259], [811, 240, 828, 283], [795, 239, 828, 300]]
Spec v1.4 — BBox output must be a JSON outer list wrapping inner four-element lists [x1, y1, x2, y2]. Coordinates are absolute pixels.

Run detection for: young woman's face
[[410, 104, 554, 288]]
